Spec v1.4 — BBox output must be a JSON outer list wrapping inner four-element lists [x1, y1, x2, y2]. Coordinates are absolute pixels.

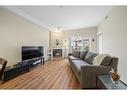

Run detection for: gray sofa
[[68, 51, 118, 89]]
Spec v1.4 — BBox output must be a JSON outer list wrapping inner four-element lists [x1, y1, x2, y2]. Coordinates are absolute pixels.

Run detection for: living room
[[0, 5, 127, 91]]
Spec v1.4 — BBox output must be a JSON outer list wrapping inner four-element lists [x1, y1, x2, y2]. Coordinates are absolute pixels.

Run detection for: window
[[71, 36, 91, 51]]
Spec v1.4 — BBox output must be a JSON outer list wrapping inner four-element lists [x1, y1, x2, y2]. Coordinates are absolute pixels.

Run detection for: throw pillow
[[100, 56, 112, 66], [72, 50, 75, 56], [93, 54, 111, 66], [72, 50, 80, 58], [84, 51, 98, 64], [80, 50, 88, 60]]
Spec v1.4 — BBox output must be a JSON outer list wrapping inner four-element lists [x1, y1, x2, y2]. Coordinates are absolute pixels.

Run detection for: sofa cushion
[[80, 50, 88, 60], [68, 56, 80, 60], [72, 60, 90, 74], [84, 51, 98, 64], [72, 50, 81, 58]]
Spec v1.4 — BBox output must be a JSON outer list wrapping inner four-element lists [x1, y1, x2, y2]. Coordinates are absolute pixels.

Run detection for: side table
[[97, 74, 127, 89]]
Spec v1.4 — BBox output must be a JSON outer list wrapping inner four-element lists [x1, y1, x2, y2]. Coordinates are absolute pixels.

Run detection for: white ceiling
[[6, 6, 112, 31]]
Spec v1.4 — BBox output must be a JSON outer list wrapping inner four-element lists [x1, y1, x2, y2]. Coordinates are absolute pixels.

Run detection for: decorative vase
[[110, 68, 120, 84], [56, 39, 59, 46]]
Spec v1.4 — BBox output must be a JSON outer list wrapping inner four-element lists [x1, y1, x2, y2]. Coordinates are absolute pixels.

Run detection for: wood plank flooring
[[0, 59, 80, 89]]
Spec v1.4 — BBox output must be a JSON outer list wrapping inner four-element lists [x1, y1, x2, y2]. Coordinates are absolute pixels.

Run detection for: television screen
[[22, 46, 44, 61]]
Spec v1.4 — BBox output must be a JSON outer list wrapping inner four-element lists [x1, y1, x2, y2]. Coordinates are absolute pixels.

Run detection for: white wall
[[97, 6, 127, 84], [65, 27, 97, 52], [0, 8, 49, 66]]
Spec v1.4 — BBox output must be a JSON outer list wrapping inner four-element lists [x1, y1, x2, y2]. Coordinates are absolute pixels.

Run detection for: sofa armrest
[[80, 65, 111, 88]]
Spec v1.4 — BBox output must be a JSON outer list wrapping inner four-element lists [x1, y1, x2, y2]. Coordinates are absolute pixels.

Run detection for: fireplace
[[52, 49, 62, 58]]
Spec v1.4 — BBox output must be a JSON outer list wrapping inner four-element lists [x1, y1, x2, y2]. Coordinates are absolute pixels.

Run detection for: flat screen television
[[22, 46, 44, 61]]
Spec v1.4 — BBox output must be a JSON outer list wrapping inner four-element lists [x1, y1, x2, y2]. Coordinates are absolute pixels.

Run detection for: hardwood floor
[[0, 59, 81, 89]]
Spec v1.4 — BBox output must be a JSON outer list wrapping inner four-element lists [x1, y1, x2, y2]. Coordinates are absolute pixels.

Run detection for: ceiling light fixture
[[55, 27, 61, 32], [50, 27, 61, 32], [57, 27, 60, 30]]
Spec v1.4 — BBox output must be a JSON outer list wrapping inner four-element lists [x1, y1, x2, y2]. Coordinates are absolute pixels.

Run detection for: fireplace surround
[[53, 49, 62, 58], [51, 48, 65, 59]]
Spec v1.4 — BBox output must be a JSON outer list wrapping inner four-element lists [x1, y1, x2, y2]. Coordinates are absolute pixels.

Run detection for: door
[[97, 32, 103, 54]]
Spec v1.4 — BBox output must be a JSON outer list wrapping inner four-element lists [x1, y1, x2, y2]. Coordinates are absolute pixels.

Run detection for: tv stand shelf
[[27, 57, 44, 70]]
